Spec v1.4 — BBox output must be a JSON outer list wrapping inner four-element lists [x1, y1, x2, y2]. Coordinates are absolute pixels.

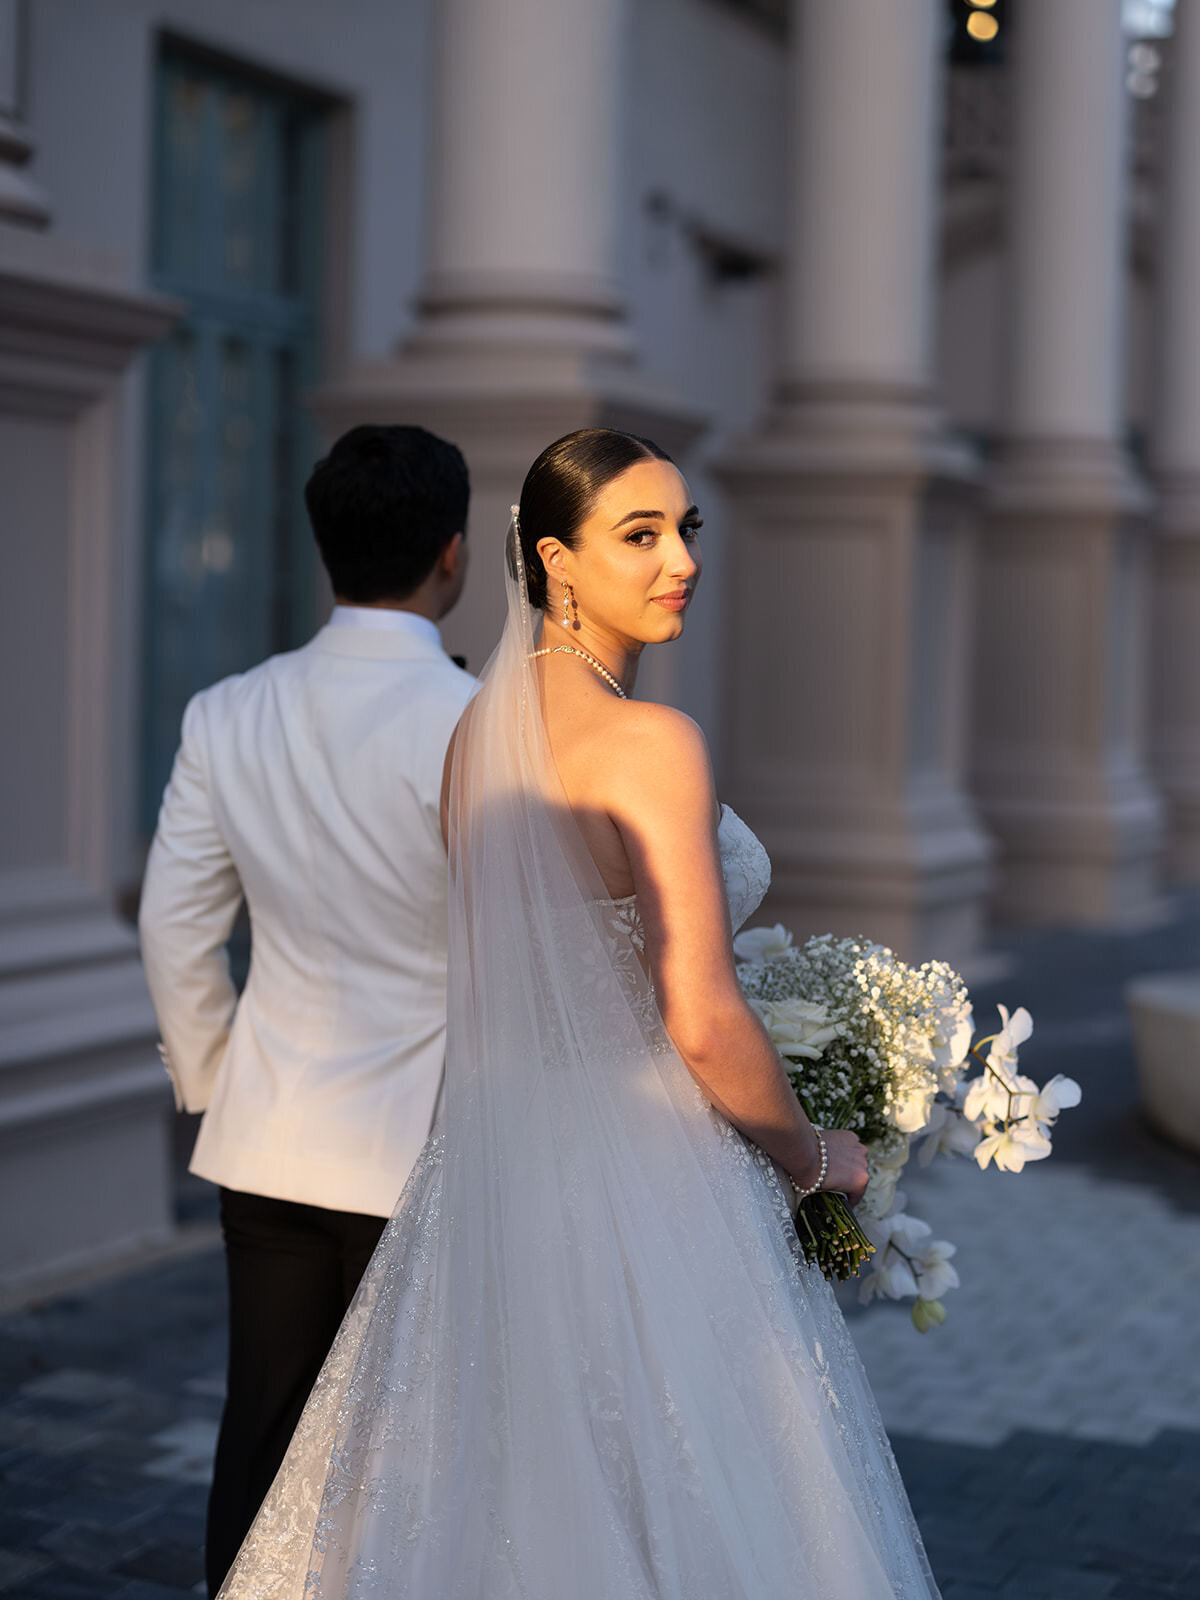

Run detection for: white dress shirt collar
[[328, 605, 442, 649]]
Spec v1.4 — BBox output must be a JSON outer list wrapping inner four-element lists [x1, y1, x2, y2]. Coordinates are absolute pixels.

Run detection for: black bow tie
[[451, 655, 468, 671]]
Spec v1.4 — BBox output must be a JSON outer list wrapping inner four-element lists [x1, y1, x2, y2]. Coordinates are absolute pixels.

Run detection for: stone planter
[[1126, 971, 1200, 1154]]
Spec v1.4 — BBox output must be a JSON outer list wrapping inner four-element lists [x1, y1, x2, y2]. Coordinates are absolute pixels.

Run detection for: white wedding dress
[[218, 532, 941, 1600]]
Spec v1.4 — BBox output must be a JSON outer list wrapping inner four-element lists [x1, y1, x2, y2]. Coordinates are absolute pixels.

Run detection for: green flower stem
[[793, 1191, 876, 1282]]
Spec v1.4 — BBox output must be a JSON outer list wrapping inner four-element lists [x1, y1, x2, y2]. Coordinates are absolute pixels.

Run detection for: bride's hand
[[817, 1130, 869, 1208]]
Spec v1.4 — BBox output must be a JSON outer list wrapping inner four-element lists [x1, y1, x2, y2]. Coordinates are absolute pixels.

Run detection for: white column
[[973, 0, 1162, 924], [1004, 4, 1127, 440], [313, 0, 701, 661], [783, 0, 937, 396], [717, 0, 991, 967], [418, 0, 627, 352], [1149, 0, 1200, 879]]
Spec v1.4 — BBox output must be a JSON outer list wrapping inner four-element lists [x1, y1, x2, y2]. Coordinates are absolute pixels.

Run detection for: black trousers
[[205, 1187, 387, 1598]]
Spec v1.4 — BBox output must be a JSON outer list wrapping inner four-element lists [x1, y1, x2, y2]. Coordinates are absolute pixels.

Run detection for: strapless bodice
[[599, 804, 771, 952], [714, 804, 773, 934]]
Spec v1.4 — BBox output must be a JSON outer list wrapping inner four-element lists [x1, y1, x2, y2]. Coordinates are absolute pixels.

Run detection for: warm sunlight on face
[[540, 460, 703, 650]]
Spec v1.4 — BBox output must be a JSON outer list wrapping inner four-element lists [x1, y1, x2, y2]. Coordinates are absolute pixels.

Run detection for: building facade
[[1, 0, 1192, 1290]]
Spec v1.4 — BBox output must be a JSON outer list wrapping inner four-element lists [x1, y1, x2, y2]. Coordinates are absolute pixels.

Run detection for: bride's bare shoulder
[[614, 697, 705, 749], [602, 699, 714, 812]]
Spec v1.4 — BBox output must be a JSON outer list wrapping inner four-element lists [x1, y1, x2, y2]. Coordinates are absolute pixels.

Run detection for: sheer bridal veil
[[219, 514, 939, 1600]]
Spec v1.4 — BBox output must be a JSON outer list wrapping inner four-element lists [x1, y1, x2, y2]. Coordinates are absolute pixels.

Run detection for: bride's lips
[[650, 589, 693, 612]]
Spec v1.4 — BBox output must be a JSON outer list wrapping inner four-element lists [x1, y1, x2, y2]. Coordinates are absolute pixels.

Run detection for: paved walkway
[[2, 901, 1200, 1598]]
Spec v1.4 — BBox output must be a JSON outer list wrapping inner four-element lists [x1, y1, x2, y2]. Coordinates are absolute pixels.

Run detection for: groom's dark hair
[[305, 424, 470, 602]]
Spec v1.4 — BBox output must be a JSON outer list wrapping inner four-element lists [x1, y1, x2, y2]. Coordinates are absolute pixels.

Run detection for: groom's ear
[[438, 530, 466, 578]]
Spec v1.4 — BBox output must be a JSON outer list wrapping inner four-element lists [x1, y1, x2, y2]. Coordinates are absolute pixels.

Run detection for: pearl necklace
[[531, 645, 628, 699]]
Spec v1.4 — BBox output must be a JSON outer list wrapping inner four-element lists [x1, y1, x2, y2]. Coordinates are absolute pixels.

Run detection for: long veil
[[219, 516, 939, 1599]]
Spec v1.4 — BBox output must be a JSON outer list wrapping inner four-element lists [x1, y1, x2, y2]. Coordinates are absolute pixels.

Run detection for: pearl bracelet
[[791, 1129, 828, 1204]]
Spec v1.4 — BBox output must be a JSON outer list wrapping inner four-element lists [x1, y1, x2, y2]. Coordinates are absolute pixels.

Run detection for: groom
[[138, 424, 474, 1596]]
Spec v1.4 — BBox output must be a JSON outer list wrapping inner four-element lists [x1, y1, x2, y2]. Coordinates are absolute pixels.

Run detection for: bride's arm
[[608, 704, 866, 1204]]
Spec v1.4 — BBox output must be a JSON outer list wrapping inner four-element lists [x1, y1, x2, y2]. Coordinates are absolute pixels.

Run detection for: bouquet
[[734, 926, 1080, 1332]]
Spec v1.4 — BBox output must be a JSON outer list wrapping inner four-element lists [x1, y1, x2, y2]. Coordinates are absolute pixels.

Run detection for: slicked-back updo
[[517, 428, 673, 610]]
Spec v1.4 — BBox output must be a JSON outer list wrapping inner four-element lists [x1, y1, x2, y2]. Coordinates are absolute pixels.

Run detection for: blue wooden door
[[142, 47, 326, 832]]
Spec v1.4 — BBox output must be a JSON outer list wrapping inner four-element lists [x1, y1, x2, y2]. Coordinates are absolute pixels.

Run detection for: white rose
[[732, 924, 794, 965], [755, 997, 841, 1061]]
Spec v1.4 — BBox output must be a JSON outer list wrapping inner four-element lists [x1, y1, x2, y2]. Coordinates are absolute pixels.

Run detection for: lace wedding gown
[[218, 798, 940, 1600]]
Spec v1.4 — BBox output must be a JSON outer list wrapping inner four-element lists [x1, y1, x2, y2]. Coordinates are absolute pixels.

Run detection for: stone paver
[[844, 1158, 1200, 1447], [0, 1250, 226, 1597], [2, 896, 1199, 1596]]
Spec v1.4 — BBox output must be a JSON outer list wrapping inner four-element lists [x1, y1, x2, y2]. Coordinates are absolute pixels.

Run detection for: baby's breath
[[738, 935, 969, 1145]]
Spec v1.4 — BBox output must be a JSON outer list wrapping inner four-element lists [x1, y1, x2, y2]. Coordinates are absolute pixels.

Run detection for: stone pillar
[[417, 0, 628, 359], [313, 0, 701, 661], [1149, 0, 1200, 880], [716, 0, 991, 966], [973, 0, 1162, 923], [0, 9, 180, 1300]]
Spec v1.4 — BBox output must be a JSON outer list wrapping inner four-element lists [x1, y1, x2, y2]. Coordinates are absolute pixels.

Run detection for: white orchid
[[985, 1004, 1034, 1081], [958, 1006, 1076, 1172], [960, 1005, 1028, 1121], [1011, 1072, 1082, 1133], [860, 1192, 917, 1252], [858, 1212, 919, 1302], [857, 1198, 957, 1310], [973, 1120, 1053, 1172], [859, 1255, 920, 1303], [886, 1208, 933, 1254], [732, 923, 793, 964], [909, 1238, 959, 1301], [916, 1101, 981, 1166], [962, 1072, 1011, 1126]]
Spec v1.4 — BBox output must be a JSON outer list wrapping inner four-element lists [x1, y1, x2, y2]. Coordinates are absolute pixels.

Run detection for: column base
[[974, 438, 1164, 926], [0, 873, 174, 1297], [716, 387, 993, 969], [1150, 474, 1200, 883], [311, 341, 706, 662], [759, 783, 994, 966]]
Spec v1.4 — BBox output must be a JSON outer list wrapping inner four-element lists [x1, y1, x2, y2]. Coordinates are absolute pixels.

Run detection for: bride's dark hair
[[517, 428, 674, 609]]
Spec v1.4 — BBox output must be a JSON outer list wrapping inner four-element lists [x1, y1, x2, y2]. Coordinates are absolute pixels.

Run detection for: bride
[[218, 429, 941, 1598]]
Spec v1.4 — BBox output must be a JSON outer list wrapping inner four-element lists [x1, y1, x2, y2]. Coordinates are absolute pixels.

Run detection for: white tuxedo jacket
[[139, 618, 475, 1218]]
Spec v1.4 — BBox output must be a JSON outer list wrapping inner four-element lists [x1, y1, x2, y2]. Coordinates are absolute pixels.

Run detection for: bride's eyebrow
[[610, 505, 701, 529], [611, 508, 664, 528]]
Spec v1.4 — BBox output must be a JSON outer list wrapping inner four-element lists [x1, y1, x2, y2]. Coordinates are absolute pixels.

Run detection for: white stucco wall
[[23, 0, 434, 883], [26, 0, 430, 357]]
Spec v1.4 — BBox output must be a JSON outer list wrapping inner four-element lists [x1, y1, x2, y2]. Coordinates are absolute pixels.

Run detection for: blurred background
[[1, 0, 1198, 1369], [4, 6, 1200, 1594]]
